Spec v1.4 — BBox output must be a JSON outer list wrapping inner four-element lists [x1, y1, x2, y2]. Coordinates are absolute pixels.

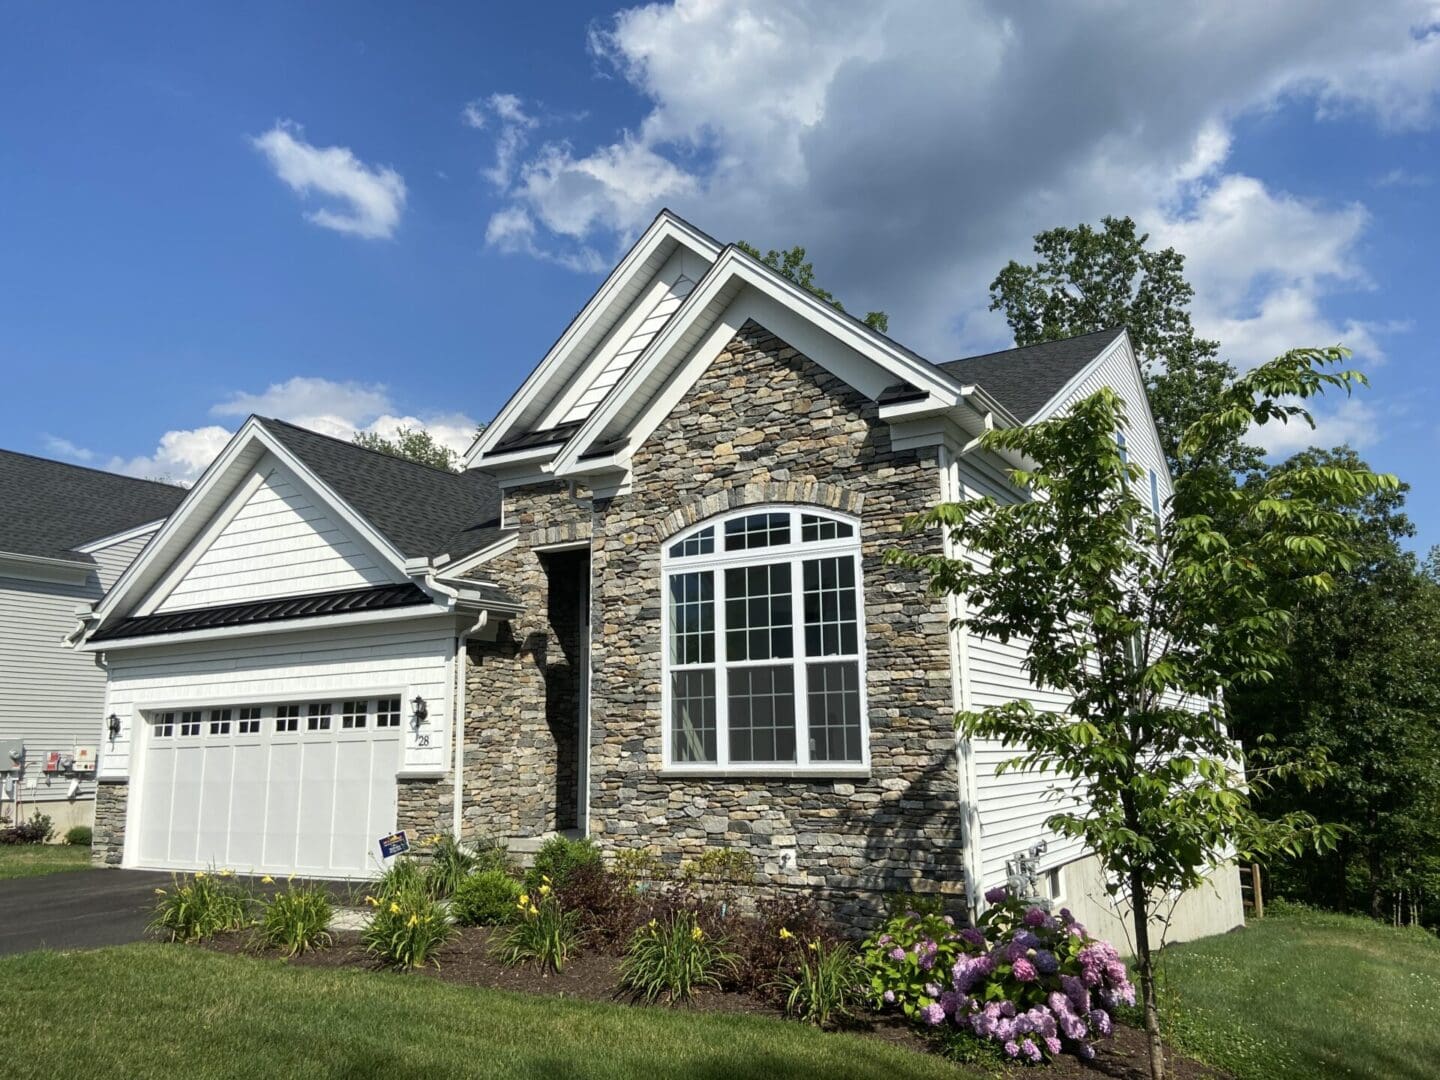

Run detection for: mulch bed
[[198, 926, 1227, 1077]]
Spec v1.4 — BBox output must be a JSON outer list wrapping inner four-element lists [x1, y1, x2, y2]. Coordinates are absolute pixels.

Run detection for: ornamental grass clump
[[258, 880, 333, 956], [422, 833, 479, 899], [361, 886, 455, 970], [373, 856, 427, 902], [775, 934, 867, 1027], [862, 887, 1136, 1064], [619, 909, 737, 1005], [494, 878, 581, 973], [149, 869, 251, 943]]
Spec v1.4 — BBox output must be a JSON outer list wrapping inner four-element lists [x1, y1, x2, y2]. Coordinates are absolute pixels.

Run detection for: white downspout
[[453, 611, 487, 839]]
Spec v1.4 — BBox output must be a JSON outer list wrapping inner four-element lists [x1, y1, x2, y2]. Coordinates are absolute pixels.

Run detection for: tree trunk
[[1130, 870, 1166, 1080], [1368, 847, 1383, 921]]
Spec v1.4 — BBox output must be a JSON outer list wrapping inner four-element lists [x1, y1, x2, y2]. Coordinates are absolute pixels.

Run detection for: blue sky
[[2, 2, 1437, 547]]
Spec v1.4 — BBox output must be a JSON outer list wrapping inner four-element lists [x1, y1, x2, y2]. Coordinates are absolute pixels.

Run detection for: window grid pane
[[671, 670, 717, 763], [376, 697, 401, 728], [724, 563, 793, 661], [727, 665, 796, 762], [807, 661, 862, 762], [179, 711, 203, 737], [276, 704, 300, 732], [153, 712, 174, 738], [723, 512, 791, 551], [803, 556, 859, 657], [800, 514, 854, 543], [238, 706, 262, 734], [307, 703, 332, 732], [208, 708, 231, 736], [668, 571, 714, 665], [668, 527, 715, 559], [341, 700, 367, 729]]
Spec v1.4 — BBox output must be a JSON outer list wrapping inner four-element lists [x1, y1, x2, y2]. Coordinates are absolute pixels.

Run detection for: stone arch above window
[[658, 482, 864, 544]]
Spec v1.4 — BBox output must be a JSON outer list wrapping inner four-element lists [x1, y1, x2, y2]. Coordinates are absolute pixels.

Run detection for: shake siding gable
[[153, 462, 396, 613]]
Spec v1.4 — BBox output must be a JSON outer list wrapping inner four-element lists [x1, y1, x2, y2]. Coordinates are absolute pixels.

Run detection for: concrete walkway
[[0, 868, 171, 955]]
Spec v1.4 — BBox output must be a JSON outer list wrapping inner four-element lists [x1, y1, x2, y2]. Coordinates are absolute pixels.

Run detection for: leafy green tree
[[737, 242, 889, 332], [1231, 449, 1440, 925], [891, 347, 1396, 1079], [352, 426, 465, 472], [988, 216, 1262, 484]]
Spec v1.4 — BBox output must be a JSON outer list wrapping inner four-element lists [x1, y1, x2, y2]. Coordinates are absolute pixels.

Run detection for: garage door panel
[[295, 742, 339, 870], [168, 744, 207, 866], [138, 747, 176, 865], [196, 743, 234, 867], [262, 741, 303, 870], [227, 742, 267, 870]]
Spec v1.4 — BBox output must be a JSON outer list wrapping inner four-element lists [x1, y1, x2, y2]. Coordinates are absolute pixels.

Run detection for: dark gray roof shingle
[[0, 450, 186, 563], [935, 327, 1125, 421], [256, 418, 506, 563]]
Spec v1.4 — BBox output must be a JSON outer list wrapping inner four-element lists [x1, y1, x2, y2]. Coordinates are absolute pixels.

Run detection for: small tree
[[737, 242, 889, 332], [891, 347, 1397, 1079], [352, 426, 468, 472]]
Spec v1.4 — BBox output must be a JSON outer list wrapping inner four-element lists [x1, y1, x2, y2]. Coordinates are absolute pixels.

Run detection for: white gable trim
[[465, 211, 722, 467], [82, 419, 419, 638], [548, 246, 967, 478], [73, 518, 168, 555]]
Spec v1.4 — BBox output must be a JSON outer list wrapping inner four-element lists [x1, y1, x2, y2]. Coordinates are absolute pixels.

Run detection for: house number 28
[[414, 734, 430, 747]]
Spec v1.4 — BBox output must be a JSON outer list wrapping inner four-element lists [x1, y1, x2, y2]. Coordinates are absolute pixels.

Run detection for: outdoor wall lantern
[[410, 695, 428, 730], [107, 714, 121, 740]]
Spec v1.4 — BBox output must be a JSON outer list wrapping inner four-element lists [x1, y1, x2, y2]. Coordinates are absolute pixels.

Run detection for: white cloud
[[463, 92, 540, 190], [97, 377, 479, 483], [251, 120, 406, 240], [478, 0, 1436, 390], [461, 100, 487, 130], [1375, 166, 1432, 187], [42, 435, 95, 462], [1253, 398, 1381, 457]]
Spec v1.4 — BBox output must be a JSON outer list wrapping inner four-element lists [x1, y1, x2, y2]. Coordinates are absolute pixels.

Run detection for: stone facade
[[460, 485, 588, 842], [466, 320, 964, 923], [91, 778, 128, 866], [396, 775, 454, 845]]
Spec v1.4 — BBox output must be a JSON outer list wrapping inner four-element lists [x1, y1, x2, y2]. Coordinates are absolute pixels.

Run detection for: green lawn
[[1158, 901, 1440, 1080], [0, 945, 967, 1080], [0, 844, 90, 879]]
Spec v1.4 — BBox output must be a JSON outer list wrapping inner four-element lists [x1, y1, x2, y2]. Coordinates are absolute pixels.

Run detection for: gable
[[147, 459, 399, 614]]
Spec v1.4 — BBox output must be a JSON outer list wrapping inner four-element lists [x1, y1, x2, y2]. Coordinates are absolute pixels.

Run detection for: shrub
[[611, 847, 668, 887], [150, 870, 251, 943], [469, 834, 515, 876], [0, 812, 54, 845], [729, 893, 839, 998], [451, 869, 523, 926], [493, 881, 581, 972], [680, 847, 755, 888], [64, 825, 93, 846], [362, 886, 455, 970], [258, 880, 333, 956], [883, 890, 948, 918], [776, 937, 868, 1027], [423, 833, 479, 899], [554, 861, 644, 947], [863, 888, 1137, 1064], [527, 835, 603, 890], [619, 909, 737, 1004]]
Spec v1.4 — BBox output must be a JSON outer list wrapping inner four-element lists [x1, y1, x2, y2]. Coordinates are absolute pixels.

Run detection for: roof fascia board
[[466, 212, 721, 467], [433, 532, 519, 580], [550, 252, 966, 475], [73, 519, 167, 554], [0, 551, 94, 585]]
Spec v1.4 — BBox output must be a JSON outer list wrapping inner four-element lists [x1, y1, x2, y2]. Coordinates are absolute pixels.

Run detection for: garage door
[[134, 697, 403, 878]]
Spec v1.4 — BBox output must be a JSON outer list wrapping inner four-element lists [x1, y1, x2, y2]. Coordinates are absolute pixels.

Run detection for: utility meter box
[[73, 747, 98, 774], [44, 752, 63, 773]]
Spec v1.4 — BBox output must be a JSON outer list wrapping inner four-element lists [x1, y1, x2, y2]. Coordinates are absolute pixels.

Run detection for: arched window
[[661, 507, 868, 772]]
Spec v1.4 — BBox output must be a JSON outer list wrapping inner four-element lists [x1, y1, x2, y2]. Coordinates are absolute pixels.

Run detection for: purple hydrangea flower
[[1023, 906, 1048, 927], [1090, 1009, 1114, 1037], [881, 989, 896, 1005], [1033, 949, 1060, 975], [984, 885, 1009, 904], [1012, 957, 1038, 982], [1021, 1038, 1042, 1063], [1045, 1036, 1062, 1056], [924, 983, 940, 998], [1077, 1042, 1096, 1062], [920, 1002, 946, 1027], [1003, 1040, 1020, 1059], [888, 947, 906, 962], [959, 927, 985, 947]]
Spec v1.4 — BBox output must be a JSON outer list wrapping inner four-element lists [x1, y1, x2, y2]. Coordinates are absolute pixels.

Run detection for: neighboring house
[[72, 211, 1240, 939], [0, 451, 184, 834]]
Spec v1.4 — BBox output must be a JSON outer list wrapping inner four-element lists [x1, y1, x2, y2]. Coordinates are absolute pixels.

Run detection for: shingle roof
[[934, 327, 1126, 422], [256, 418, 506, 563], [0, 449, 186, 563]]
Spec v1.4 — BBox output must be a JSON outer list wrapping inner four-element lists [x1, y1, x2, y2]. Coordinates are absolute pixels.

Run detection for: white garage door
[[135, 697, 403, 878]]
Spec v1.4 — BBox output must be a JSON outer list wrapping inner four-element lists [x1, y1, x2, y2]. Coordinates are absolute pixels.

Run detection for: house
[[0, 451, 184, 834], [71, 210, 1241, 939]]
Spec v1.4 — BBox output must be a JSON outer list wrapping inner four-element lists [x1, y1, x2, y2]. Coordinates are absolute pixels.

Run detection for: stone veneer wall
[[396, 776, 454, 845], [466, 320, 963, 924], [91, 778, 128, 866], [460, 485, 588, 842]]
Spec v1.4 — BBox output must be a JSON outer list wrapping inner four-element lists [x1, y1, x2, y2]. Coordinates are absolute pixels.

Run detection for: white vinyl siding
[[154, 466, 395, 613], [91, 531, 155, 593], [98, 617, 455, 784]]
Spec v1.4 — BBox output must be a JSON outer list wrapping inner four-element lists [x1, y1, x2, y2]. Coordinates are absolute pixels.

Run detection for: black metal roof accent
[[877, 382, 929, 406], [491, 421, 584, 454], [0, 450, 185, 564], [934, 327, 1125, 422], [90, 583, 435, 642]]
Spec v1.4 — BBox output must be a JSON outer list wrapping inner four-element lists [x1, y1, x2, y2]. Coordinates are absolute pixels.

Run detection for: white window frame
[[660, 505, 870, 777]]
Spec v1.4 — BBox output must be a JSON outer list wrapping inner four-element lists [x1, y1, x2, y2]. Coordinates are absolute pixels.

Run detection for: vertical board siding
[[155, 468, 394, 613], [99, 618, 454, 782]]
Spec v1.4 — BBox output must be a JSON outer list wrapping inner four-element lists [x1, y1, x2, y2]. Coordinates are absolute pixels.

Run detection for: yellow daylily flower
[[518, 893, 530, 906], [691, 926, 704, 942], [218, 868, 234, 877], [261, 875, 275, 884], [538, 883, 551, 897], [389, 902, 401, 915], [364, 895, 379, 907], [648, 918, 658, 930], [808, 941, 819, 952], [154, 888, 167, 896], [778, 927, 794, 941], [407, 914, 419, 927], [541, 874, 551, 884], [528, 905, 539, 917], [194, 871, 206, 879]]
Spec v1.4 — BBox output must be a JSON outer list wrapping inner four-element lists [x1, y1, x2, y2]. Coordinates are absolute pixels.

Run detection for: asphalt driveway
[[0, 868, 171, 955]]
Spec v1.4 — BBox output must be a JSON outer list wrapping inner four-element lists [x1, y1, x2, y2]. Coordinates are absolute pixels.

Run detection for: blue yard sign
[[378, 830, 410, 859]]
